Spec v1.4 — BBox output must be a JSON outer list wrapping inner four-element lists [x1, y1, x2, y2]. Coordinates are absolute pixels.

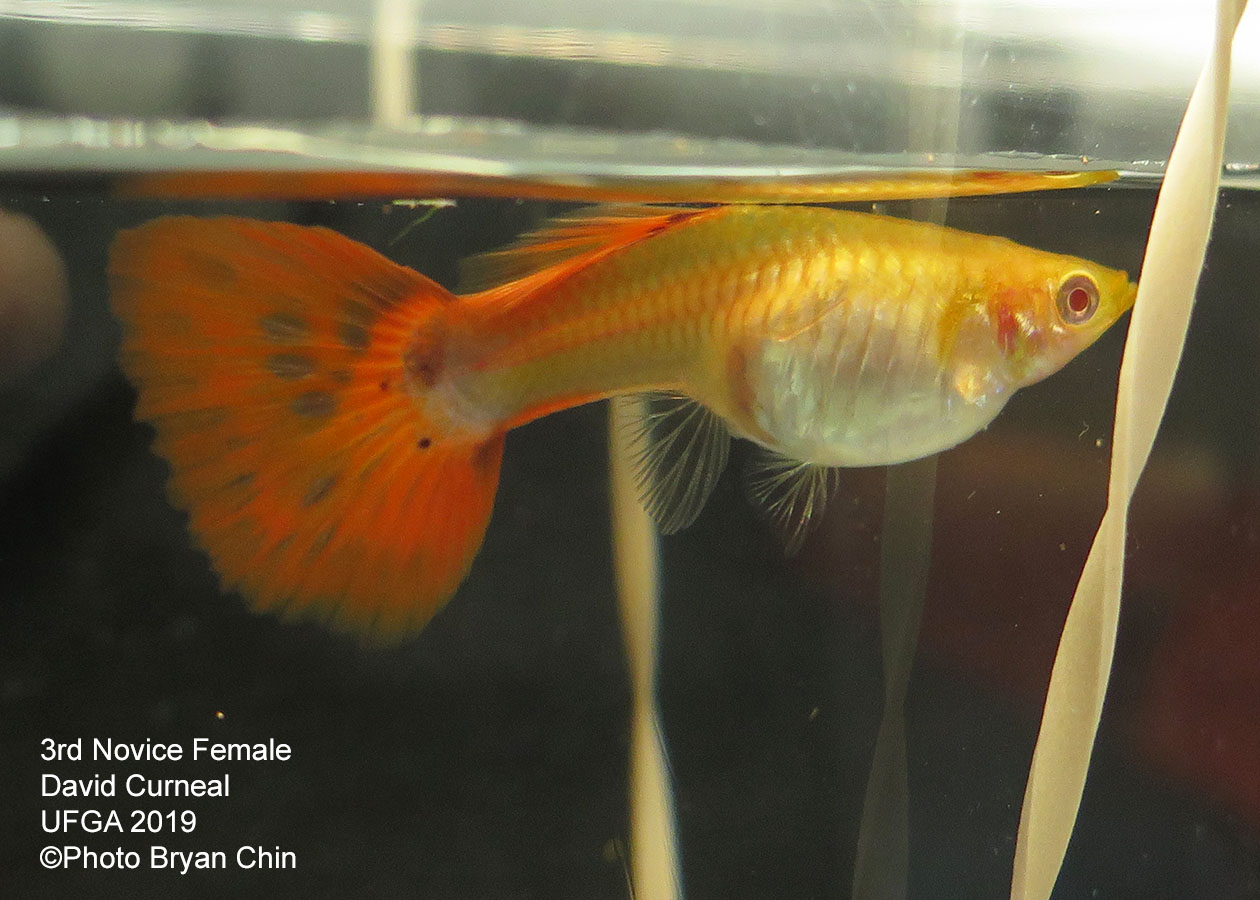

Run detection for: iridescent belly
[[734, 293, 1013, 467]]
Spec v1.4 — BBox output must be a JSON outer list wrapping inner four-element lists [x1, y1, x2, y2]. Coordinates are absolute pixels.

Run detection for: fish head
[[994, 255, 1136, 388]]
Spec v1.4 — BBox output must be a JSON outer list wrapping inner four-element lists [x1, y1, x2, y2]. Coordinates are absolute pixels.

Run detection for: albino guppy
[[108, 203, 1135, 639]]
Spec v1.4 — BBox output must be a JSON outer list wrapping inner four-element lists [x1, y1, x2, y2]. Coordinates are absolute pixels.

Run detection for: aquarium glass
[[2, 2, 1260, 898]]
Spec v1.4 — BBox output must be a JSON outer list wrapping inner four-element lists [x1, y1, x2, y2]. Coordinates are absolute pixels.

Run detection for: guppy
[[108, 204, 1135, 639]]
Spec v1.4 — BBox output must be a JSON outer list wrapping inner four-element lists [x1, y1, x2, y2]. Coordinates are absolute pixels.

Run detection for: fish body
[[109, 203, 1135, 640], [439, 205, 1131, 466]]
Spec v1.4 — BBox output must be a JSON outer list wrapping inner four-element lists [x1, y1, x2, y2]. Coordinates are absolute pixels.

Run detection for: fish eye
[[1056, 274, 1099, 325]]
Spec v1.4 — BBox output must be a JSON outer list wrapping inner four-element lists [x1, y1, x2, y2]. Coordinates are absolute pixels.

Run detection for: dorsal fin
[[459, 204, 711, 293], [624, 392, 731, 535], [745, 446, 839, 554]]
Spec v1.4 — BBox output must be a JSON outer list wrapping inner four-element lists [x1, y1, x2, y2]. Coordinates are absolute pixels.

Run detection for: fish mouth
[[1119, 275, 1139, 313]]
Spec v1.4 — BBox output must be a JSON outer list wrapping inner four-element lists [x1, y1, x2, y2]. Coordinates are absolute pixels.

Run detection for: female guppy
[[109, 204, 1135, 639]]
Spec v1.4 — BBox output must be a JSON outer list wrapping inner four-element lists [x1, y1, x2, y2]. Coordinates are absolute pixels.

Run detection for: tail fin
[[109, 217, 503, 642]]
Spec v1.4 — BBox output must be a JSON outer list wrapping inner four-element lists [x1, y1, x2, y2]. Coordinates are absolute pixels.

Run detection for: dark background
[[2, 186, 1260, 900]]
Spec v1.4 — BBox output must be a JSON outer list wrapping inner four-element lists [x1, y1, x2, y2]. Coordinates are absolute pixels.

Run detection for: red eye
[[1056, 274, 1099, 325]]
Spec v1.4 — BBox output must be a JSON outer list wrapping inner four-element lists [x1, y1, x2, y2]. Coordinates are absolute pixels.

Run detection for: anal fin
[[745, 446, 839, 555]]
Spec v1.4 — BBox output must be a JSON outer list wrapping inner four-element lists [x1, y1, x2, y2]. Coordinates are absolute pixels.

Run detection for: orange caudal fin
[[109, 217, 504, 642]]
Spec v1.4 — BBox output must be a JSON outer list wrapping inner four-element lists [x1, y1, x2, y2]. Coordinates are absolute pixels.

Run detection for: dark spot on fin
[[303, 475, 336, 506], [308, 525, 338, 557], [292, 391, 336, 419], [226, 472, 256, 489], [404, 340, 443, 388], [266, 353, 316, 380], [339, 322, 370, 352], [222, 471, 258, 514], [187, 251, 239, 288], [342, 299, 380, 327], [261, 313, 310, 344]]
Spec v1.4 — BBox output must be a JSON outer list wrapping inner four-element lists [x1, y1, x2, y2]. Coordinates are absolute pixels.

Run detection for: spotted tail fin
[[109, 217, 503, 642]]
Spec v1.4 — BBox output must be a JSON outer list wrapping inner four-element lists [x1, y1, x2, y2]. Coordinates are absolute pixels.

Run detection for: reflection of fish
[[109, 204, 1135, 640], [117, 168, 1117, 204]]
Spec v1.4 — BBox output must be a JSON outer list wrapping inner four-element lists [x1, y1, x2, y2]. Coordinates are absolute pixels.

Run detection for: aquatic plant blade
[[609, 396, 683, 900], [852, 456, 936, 900], [1010, 2, 1245, 898], [1011, 524, 1119, 896]]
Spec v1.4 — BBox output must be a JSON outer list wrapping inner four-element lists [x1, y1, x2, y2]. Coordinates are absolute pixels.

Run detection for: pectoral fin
[[625, 392, 732, 535]]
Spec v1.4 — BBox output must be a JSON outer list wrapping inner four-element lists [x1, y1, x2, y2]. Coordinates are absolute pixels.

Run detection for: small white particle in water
[[1059, 543, 1067, 551], [808, 707, 819, 721], [966, 490, 977, 501], [1095, 438, 1104, 448]]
